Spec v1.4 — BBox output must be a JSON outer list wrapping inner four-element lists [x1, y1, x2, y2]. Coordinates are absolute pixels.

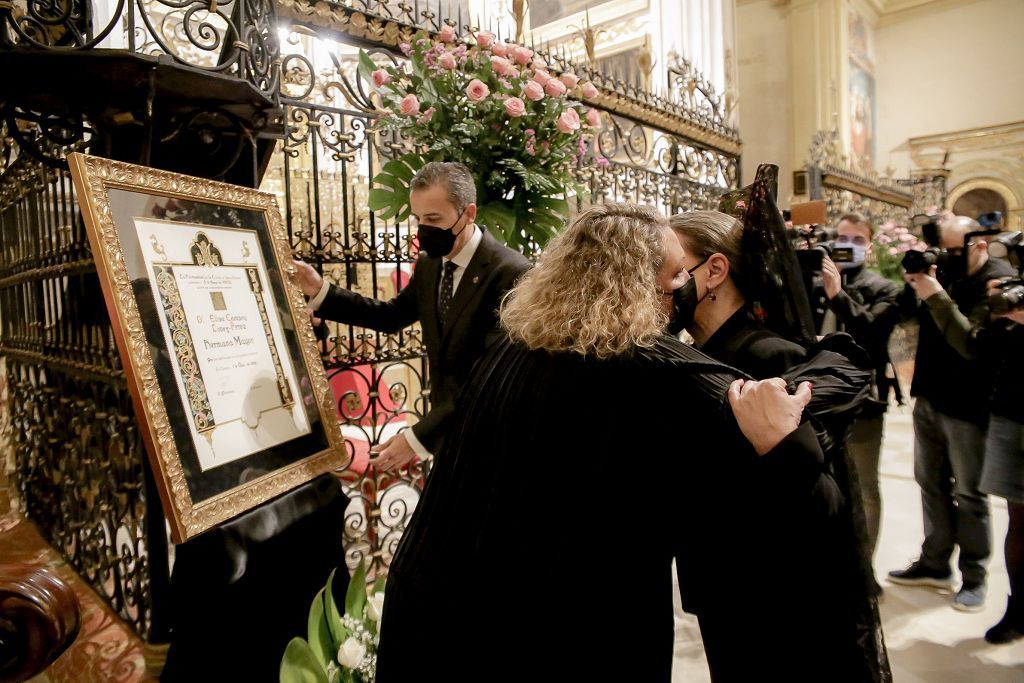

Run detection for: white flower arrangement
[[280, 562, 385, 683]]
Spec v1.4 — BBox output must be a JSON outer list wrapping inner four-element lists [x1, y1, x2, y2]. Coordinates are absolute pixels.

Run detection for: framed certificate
[[68, 153, 346, 543]]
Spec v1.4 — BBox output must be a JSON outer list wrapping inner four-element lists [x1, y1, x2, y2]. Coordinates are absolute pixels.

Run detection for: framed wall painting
[[68, 153, 347, 543]]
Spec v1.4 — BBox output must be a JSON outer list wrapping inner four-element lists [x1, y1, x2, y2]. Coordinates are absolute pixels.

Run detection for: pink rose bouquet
[[360, 31, 594, 254]]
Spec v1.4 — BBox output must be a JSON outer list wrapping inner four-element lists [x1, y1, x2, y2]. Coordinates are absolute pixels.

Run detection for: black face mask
[[667, 258, 709, 335], [417, 210, 467, 258]]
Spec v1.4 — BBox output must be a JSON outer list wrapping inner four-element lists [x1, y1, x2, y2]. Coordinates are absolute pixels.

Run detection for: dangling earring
[[708, 287, 717, 302]]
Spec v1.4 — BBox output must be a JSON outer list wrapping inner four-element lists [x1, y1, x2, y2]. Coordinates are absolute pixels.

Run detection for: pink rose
[[532, 69, 552, 86], [498, 78, 512, 90], [490, 56, 514, 76], [399, 42, 412, 55], [556, 109, 581, 134], [504, 97, 526, 118], [399, 93, 420, 116], [560, 72, 580, 88], [417, 106, 436, 124], [507, 67, 520, 78], [476, 30, 495, 49], [511, 46, 534, 65], [438, 52, 457, 69], [438, 24, 456, 43], [523, 80, 545, 101], [465, 79, 490, 102], [585, 108, 602, 129], [581, 82, 599, 99], [544, 78, 567, 97], [491, 42, 509, 58], [371, 69, 391, 87], [530, 59, 549, 72]]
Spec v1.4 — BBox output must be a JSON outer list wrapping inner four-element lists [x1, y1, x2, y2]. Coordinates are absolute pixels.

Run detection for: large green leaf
[[476, 201, 518, 244], [369, 154, 425, 222], [382, 158, 417, 182], [345, 560, 368, 619], [324, 569, 348, 645], [306, 588, 333, 669], [280, 638, 329, 683]]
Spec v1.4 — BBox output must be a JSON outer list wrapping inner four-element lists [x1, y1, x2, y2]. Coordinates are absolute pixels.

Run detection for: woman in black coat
[[669, 207, 890, 682], [377, 203, 871, 683]]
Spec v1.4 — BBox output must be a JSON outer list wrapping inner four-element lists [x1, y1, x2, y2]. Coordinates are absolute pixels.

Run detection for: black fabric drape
[[161, 474, 350, 682]]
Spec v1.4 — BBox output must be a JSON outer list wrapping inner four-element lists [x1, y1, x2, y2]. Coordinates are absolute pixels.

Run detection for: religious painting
[[848, 8, 875, 171], [68, 153, 346, 543], [849, 61, 876, 171], [847, 9, 875, 73]]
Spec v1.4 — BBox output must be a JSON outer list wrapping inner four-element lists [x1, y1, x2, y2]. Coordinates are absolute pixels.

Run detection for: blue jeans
[[913, 397, 991, 585]]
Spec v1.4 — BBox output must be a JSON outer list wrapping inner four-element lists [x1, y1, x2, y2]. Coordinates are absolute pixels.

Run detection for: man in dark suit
[[293, 161, 531, 470]]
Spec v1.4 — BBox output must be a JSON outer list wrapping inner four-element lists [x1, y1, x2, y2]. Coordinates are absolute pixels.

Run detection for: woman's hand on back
[[728, 378, 813, 455]]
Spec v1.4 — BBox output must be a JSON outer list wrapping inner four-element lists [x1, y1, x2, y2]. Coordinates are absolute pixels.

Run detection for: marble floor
[[671, 404, 1024, 682]]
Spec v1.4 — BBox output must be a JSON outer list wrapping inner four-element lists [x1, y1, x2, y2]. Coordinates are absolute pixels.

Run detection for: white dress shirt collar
[[445, 223, 482, 270]]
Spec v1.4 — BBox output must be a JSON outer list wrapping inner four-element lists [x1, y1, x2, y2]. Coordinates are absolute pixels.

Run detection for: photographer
[[887, 215, 1015, 612], [819, 213, 901, 592], [978, 277, 1024, 643]]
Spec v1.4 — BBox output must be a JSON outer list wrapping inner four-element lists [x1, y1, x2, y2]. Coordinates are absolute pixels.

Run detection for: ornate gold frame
[[68, 153, 347, 543]]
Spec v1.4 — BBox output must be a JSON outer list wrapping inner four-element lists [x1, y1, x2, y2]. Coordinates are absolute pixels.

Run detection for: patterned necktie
[[439, 261, 458, 326]]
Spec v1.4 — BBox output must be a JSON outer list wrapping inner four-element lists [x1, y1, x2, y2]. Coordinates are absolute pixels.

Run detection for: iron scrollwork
[[261, 22, 742, 577], [1, 0, 281, 98]]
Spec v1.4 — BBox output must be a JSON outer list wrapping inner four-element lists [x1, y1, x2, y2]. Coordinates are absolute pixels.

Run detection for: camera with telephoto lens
[[792, 228, 840, 272], [989, 231, 1024, 270], [901, 213, 946, 275], [989, 277, 1024, 315], [987, 231, 1024, 315], [901, 248, 941, 274]]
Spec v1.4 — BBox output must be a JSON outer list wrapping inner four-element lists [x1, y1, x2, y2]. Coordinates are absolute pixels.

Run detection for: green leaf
[[382, 158, 416, 182], [372, 574, 387, 595], [368, 154, 424, 222], [324, 569, 347, 646], [357, 50, 378, 86], [368, 188, 402, 221], [280, 638, 329, 683], [306, 588, 333, 669], [345, 560, 368, 619], [476, 200, 518, 243]]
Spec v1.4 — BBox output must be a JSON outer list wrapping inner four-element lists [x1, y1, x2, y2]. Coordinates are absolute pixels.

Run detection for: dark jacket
[[974, 311, 1024, 424], [317, 228, 530, 452], [378, 336, 834, 683], [827, 266, 901, 414], [692, 315, 889, 682], [901, 256, 1016, 424], [699, 306, 807, 379]]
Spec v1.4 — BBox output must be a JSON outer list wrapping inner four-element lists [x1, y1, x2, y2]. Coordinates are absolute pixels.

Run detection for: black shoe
[[887, 559, 953, 588], [985, 597, 1024, 645]]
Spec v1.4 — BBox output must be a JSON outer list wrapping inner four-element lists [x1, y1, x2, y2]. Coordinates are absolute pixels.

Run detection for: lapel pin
[[472, 275, 480, 284]]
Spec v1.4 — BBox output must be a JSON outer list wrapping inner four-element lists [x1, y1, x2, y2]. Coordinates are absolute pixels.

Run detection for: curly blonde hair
[[500, 203, 668, 358]]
